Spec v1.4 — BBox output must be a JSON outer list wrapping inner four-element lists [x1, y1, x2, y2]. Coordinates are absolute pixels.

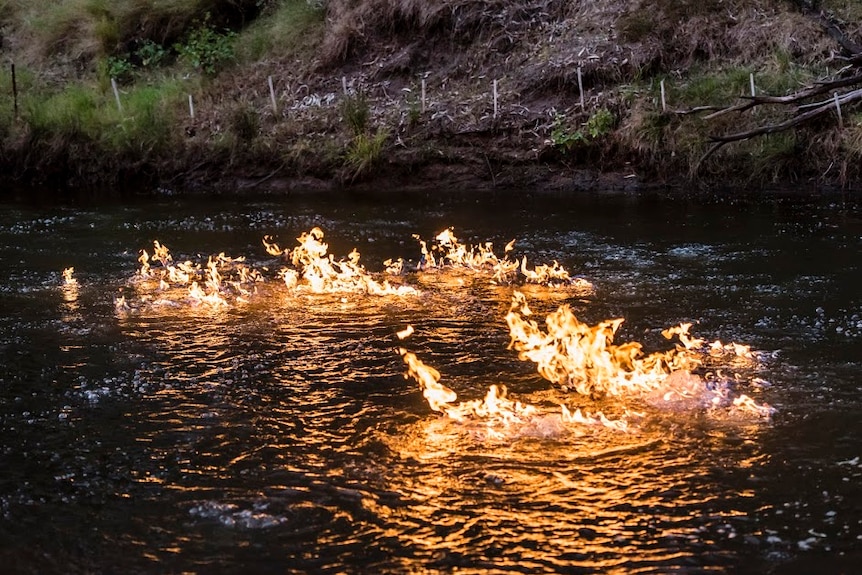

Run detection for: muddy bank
[[2, 0, 862, 198]]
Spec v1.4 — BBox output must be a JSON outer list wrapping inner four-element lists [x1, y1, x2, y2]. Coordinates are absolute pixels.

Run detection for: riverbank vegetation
[[1, 0, 861, 194]]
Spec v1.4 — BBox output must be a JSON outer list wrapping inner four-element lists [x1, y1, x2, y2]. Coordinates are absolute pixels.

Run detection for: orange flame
[[270, 227, 419, 296], [62, 267, 76, 285], [414, 228, 591, 290]]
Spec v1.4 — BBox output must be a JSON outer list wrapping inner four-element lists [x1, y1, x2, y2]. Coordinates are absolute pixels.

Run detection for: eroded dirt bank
[[2, 0, 862, 197]]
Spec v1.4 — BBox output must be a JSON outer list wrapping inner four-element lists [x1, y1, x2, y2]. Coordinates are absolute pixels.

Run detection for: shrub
[[175, 14, 237, 76], [104, 55, 134, 84], [584, 108, 615, 138], [550, 109, 616, 150], [228, 104, 260, 142], [344, 129, 388, 179], [136, 40, 168, 68], [341, 91, 370, 136]]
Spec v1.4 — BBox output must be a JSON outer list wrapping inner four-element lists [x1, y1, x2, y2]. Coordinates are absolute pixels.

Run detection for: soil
[[3, 0, 862, 197]]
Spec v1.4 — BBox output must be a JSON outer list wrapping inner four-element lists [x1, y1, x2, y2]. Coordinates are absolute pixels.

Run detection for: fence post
[[11, 63, 18, 119], [268, 76, 278, 114], [111, 78, 123, 113], [660, 79, 666, 112], [493, 79, 498, 119], [577, 67, 584, 110]]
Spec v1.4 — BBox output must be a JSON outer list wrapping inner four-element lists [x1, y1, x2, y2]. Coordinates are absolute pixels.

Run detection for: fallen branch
[[696, 87, 862, 168]]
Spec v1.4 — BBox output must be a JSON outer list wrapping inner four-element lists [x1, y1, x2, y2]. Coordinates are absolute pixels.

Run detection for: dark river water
[[0, 190, 860, 574]]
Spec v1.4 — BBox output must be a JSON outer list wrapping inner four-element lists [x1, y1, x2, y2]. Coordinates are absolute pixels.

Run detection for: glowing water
[[0, 194, 860, 573]]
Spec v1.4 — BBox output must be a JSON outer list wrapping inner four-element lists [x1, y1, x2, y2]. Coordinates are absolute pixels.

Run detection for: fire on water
[[114, 227, 591, 313], [101, 226, 774, 435], [398, 291, 774, 437]]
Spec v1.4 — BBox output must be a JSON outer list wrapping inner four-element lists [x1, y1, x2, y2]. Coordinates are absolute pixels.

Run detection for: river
[[0, 190, 860, 573]]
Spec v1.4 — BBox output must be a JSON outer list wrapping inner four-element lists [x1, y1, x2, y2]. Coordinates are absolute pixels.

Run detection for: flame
[[399, 348, 458, 413], [398, 339, 631, 434], [262, 235, 284, 256], [127, 240, 264, 311], [731, 394, 775, 418], [414, 228, 591, 290], [505, 290, 690, 397], [62, 267, 76, 285], [396, 325, 414, 340], [61, 266, 79, 305], [505, 292, 772, 416], [274, 227, 419, 296]]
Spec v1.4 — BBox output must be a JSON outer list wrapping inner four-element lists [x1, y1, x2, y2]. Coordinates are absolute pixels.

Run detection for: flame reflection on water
[[103, 248, 775, 572], [7, 200, 860, 574]]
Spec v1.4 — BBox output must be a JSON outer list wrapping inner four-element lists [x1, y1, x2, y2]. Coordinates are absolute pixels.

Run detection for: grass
[[19, 76, 185, 167], [821, 0, 862, 22], [341, 91, 371, 136], [236, 0, 325, 62], [344, 129, 388, 181]]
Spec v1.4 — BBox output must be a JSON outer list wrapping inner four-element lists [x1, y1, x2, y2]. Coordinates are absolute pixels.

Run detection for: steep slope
[[0, 0, 860, 193]]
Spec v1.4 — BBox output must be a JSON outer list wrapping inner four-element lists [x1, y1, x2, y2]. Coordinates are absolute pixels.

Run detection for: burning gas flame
[[398, 337, 631, 435], [123, 241, 264, 311], [505, 291, 772, 417], [505, 291, 687, 397], [61, 266, 79, 305], [271, 227, 419, 296], [414, 228, 591, 290], [62, 267, 77, 285]]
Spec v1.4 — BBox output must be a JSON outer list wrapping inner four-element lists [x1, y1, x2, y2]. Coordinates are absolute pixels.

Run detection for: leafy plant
[[584, 108, 615, 139], [175, 14, 237, 76], [550, 109, 615, 150], [136, 40, 168, 69], [105, 55, 134, 83], [550, 114, 585, 150]]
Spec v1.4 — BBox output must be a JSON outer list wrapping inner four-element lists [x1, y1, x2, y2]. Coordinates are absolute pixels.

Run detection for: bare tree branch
[[690, 3, 862, 173]]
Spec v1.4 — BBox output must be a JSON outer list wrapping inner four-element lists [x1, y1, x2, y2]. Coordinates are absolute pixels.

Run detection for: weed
[[136, 40, 169, 68], [344, 128, 388, 180], [93, 13, 120, 54], [407, 99, 422, 126], [584, 108, 615, 138], [105, 56, 134, 84], [228, 104, 260, 142], [550, 109, 616, 151], [341, 91, 370, 136], [175, 14, 237, 76], [550, 114, 585, 150]]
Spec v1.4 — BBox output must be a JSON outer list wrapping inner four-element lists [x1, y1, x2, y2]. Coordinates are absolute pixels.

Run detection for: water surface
[[1, 192, 860, 574]]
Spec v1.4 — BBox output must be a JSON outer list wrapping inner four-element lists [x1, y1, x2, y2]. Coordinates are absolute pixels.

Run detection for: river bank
[[1, 0, 861, 197]]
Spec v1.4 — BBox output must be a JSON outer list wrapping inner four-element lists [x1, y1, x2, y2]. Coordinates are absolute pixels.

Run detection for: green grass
[[22, 77, 185, 156], [344, 129, 388, 180], [236, 0, 325, 62], [663, 62, 816, 110], [26, 85, 102, 140], [101, 80, 184, 154]]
